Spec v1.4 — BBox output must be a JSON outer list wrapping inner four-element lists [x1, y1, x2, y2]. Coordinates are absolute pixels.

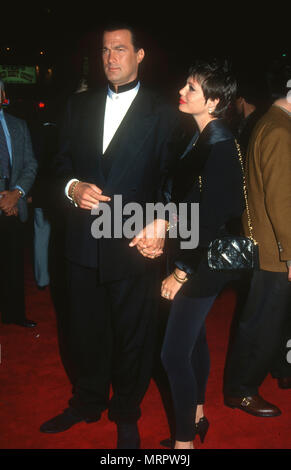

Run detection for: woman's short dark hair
[[188, 58, 237, 119]]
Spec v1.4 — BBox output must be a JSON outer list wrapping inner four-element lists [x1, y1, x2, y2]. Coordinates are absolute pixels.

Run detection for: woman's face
[[179, 76, 214, 118]]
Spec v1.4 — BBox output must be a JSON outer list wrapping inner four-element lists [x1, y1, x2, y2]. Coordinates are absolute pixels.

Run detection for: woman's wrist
[[173, 269, 188, 284], [174, 268, 187, 280]]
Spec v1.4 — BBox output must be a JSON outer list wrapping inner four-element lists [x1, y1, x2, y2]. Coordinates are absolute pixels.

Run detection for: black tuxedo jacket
[[55, 85, 183, 282]]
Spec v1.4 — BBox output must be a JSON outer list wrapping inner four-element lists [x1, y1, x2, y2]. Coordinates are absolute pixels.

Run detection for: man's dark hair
[[236, 72, 270, 109], [188, 58, 237, 119], [267, 60, 291, 101], [102, 22, 143, 52]]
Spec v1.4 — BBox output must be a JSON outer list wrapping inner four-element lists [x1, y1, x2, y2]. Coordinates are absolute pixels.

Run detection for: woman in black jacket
[[160, 59, 245, 449]]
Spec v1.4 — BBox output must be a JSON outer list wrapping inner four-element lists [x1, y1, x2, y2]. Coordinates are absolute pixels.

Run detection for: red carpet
[[0, 258, 291, 450]]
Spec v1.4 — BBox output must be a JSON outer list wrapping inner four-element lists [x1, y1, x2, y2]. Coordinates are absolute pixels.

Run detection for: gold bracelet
[[166, 221, 170, 232], [173, 271, 188, 284], [70, 180, 80, 206], [166, 220, 177, 232], [174, 269, 188, 280]]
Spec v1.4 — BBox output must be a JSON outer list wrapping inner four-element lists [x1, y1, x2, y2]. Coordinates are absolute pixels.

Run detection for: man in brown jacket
[[224, 68, 291, 417]]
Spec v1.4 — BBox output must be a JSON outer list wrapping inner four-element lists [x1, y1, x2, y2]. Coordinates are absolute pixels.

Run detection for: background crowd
[[0, 17, 290, 450]]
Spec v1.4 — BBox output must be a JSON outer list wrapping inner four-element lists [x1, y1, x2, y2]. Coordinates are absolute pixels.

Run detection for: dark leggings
[[161, 293, 217, 441]]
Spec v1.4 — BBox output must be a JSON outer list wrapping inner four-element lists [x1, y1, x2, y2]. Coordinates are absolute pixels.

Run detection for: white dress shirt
[[103, 82, 140, 153], [65, 82, 140, 199]]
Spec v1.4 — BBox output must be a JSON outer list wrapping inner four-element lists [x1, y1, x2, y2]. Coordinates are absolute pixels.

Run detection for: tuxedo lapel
[[85, 90, 107, 158], [76, 90, 107, 183]]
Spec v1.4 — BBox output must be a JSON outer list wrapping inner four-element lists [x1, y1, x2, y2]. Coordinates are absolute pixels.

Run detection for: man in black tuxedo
[[0, 80, 38, 327], [40, 24, 182, 448]]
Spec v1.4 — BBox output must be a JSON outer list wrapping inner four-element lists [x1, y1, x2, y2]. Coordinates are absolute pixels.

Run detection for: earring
[[208, 108, 213, 115]]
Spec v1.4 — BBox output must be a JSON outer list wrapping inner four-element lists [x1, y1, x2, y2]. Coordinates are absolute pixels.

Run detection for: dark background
[[1, 3, 290, 117]]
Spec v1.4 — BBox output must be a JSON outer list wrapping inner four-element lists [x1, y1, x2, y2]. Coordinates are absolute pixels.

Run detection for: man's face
[[102, 29, 144, 87]]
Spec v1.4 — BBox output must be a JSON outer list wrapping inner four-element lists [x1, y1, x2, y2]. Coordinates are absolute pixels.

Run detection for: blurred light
[[282, 53, 287, 57], [6, 47, 11, 51], [38, 101, 45, 109], [40, 51, 45, 55], [3, 98, 10, 106]]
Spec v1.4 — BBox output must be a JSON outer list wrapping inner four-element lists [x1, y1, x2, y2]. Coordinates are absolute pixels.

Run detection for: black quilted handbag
[[207, 140, 259, 271], [208, 235, 258, 271]]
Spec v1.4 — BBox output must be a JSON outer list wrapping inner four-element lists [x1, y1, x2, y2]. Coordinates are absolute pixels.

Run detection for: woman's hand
[[161, 269, 188, 300], [129, 219, 168, 259]]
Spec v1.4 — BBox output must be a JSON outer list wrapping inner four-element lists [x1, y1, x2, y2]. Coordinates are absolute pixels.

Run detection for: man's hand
[[69, 181, 111, 210], [0, 190, 20, 213], [129, 219, 168, 259], [4, 207, 18, 217]]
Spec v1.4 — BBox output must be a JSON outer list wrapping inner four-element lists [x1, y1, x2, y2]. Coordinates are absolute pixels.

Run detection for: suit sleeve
[[14, 120, 38, 194], [260, 126, 291, 261], [54, 97, 74, 180], [50, 97, 77, 206]]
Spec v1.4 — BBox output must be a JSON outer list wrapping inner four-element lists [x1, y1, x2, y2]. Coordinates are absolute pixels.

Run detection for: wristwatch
[[17, 189, 24, 198]]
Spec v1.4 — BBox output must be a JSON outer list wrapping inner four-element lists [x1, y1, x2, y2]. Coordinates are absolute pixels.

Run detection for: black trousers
[[161, 293, 217, 441], [0, 214, 26, 324], [224, 269, 291, 397], [65, 261, 159, 424]]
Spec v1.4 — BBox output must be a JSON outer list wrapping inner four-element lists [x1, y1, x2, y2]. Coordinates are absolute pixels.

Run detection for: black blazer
[[3, 112, 38, 222], [55, 85, 183, 282], [168, 119, 245, 297]]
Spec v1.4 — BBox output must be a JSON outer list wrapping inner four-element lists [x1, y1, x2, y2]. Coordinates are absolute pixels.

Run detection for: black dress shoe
[[160, 437, 173, 448], [195, 416, 209, 443], [18, 319, 37, 328], [277, 377, 291, 389], [117, 423, 140, 449], [40, 408, 98, 433], [3, 319, 37, 328], [160, 417, 209, 448]]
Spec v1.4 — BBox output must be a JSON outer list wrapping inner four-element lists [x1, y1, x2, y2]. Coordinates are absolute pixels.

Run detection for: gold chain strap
[[198, 139, 257, 244], [234, 139, 257, 244]]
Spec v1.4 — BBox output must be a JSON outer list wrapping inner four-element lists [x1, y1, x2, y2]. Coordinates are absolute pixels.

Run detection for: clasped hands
[[0, 189, 20, 216], [70, 181, 167, 259]]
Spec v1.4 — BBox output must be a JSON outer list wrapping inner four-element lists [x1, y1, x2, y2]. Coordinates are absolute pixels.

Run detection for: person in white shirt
[[40, 23, 182, 449]]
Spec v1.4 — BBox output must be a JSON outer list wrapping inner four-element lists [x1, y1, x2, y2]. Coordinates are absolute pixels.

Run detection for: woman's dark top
[[167, 119, 245, 298]]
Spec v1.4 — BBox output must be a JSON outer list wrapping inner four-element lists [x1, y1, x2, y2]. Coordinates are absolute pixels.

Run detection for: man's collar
[[273, 104, 291, 117], [108, 78, 139, 95]]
